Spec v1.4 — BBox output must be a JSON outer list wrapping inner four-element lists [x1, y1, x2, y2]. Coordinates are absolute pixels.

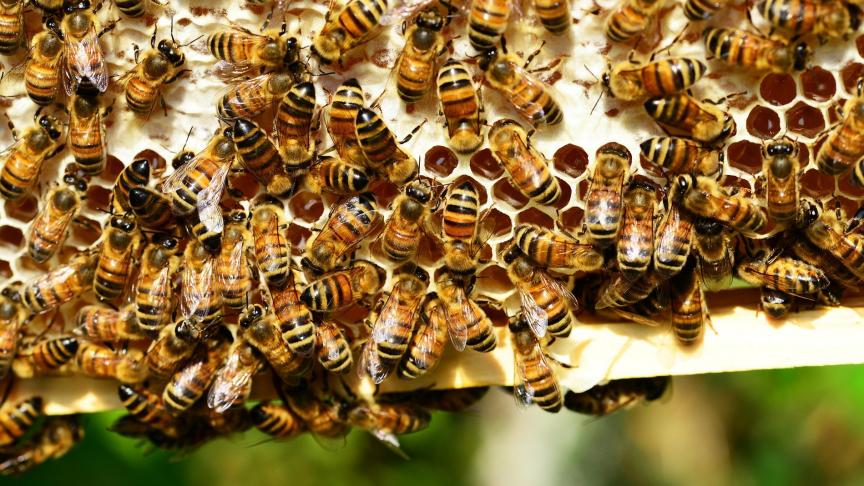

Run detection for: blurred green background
[[6, 365, 864, 486]]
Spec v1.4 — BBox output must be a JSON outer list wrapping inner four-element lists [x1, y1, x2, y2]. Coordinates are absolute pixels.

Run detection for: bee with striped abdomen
[[756, 0, 858, 40], [144, 319, 200, 381], [316, 320, 353, 374], [239, 303, 311, 379], [396, 8, 446, 103], [791, 238, 861, 290], [348, 402, 430, 449], [300, 260, 384, 312], [302, 192, 382, 274], [208, 338, 264, 413], [251, 198, 291, 288], [439, 180, 491, 281], [617, 181, 657, 279], [584, 143, 630, 247], [117, 385, 177, 438], [674, 175, 766, 237], [653, 185, 694, 279], [479, 46, 562, 127], [644, 93, 736, 145], [217, 72, 295, 121], [0, 0, 24, 54], [75, 304, 147, 341], [275, 81, 317, 173], [328, 78, 367, 167], [488, 119, 561, 205], [312, 0, 388, 65], [821, 79, 864, 178], [112, 158, 150, 214], [604, 0, 663, 43], [134, 235, 180, 332], [762, 136, 799, 224], [639, 136, 723, 178], [398, 296, 448, 379], [217, 210, 253, 311], [94, 215, 139, 302], [23, 30, 63, 106], [513, 224, 604, 271], [122, 25, 193, 117], [738, 256, 830, 296], [437, 59, 484, 154], [534, 0, 571, 34], [510, 313, 563, 413], [595, 271, 661, 310], [250, 401, 305, 439], [0, 397, 43, 446], [208, 24, 299, 74], [269, 269, 315, 347], [0, 113, 64, 201], [670, 265, 709, 346], [74, 341, 148, 383], [12, 336, 79, 378], [682, 0, 728, 20], [564, 376, 669, 416], [603, 57, 707, 101], [231, 118, 294, 196], [798, 199, 864, 283], [381, 179, 436, 263], [128, 186, 176, 230], [760, 286, 793, 319], [68, 93, 109, 176], [305, 157, 371, 195], [467, 0, 510, 50], [162, 327, 232, 415], [52, 1, 111, 96], [0, 416, 84, 476], [693, 217, 734, 291], [26, 173, 86, 263], [703, 27, 811, 73], [21, 250, 97, 314], [180, 239, 223, 329], [436, 272, 498, 352], [355, 107, 419, 186], [0, 290, 24, 379]]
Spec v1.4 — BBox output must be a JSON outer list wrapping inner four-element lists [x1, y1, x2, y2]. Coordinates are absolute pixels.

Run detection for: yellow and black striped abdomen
[[316, 321, 353, 374], [703, 28, 763, 68], [443, 181, 479, 241], [125, 73, 161, 115], [135, 267, 172, 331], [605, 0, 659, 42], [233, 119, 283, 183], [465, 301, 497, 352], [0, 7, 23, 54], [521, 351, 563, 411], [338, 0, 386, 42], [468, 0, 510, 50], [25, 337, 79, 373], [355, 108, 398, 168], [251, 402, 304, 438], [639, 58, 706, 97], [437, 61, 482, 153], [0, 397, 43, 446], [534, 0, 570, 34], [70, 113, 105, 177], [683, 0, 724, 20], [527, 281, 572, 337], [397, 42, 437, 103], [758, 0, 817, 34], [640, 137, 701, 174], [129, 187, 174, 229], [300, 272, 355, 312], [510, 75, 562, 126], [0, 147, 43, 200], [208, 32, 256, 63], [817, 100, 864, 176], [116, 0, 145, 17]]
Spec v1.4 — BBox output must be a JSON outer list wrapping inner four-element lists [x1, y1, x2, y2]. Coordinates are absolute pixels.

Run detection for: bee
[[693, 217, 734, 291], [162, 327, 232, 415], [94, 215, 139, 302], [360, 267, 429, 384], [644, 93, 736, 145], [144, 319, 201, 381], [217, 210, 253, 311], [0, 113, 64, 201], [0, 416, 84, 476], [682, 0, 728, 20], [603, 58, 707, 101], [347, 403, 430, 447], [440, 180, 489, 280], [12, 336, 79, 378], [128, 186, 176, 230], [53, 1, 111, 96], [396, 9, 445, 103], [382, 180, 436, 262], [74, 341, 148, 383], [595, 271, 661, 310], [250, 401, 305, 439], [285, 392, 350, 439], [29, 0, 61, 11], [605, 0, 663, 42], [0, 0, 24, 54], [23, 31, 64, 106], [316, 320, 353, 374], [300, 260, 384, 312], [123, 27, 192, 117], [231, 118, 294, 196], [0, 397, 43, 446], [117, 385, 177, 438], [302, 192, 381, 274], [534, 0, 571, 34], [180, 239, 223, 329], [134, 234, 180, 332], [639, 136, 722, 178], [437, 59, 484, 154], [654, 186, 694, 279], [239, 304, 311, 380], [761, 137, 799, 224], [513, 224, 604, 271], [479, 47, 562, 127], [75, 304, 147, 341], [0, 291, 25, 378], [819, 79, 864, 177], [251, 198, 292, 287], [304, 157, 370, 195], [111, 158, 150, 214], [798, 199, 864, 283], [584, 143, 630, 247], [756, 0, 858, 40], [488, 119, 561, 205], [115, 0, 162, 17], [26, 174, 87, 264], [436, 273, 498, 352], [21, 250, 97, 314], [274, 81, 317, 173], [355, 107, 419, 186], [669, 266, 709, 346], [398, 296, 447, 379], [328, 78, 367, 167], [208, 338, 264, 413], [761, 286, 793, 319], [617, 181, 657, 279], [510, 314, 563, 413], [563, 376, 670, 416], [738, 256, 829, 296], [207, 25, 299, 73], [791, 239, 860, 290], [703, 27, 811, 73], [503, 245, 578, 338], [217, 72, 295, 121], [411, 387, 490, 412], [270, 269, 318, 355], [68, 93, 108, 176], [467, 0, 510, 50], [312, 0, 387, 65], [674, 175, 766, 237]]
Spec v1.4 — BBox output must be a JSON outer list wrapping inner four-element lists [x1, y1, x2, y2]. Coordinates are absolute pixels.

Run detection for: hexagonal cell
[[785, 101, 825, 139], [857, 35, 864, 57], [517, 207, 555, 228], [479, 303, 509, 327], [417, 234, 445, 268], [424, 145, 458, 177], [840, 62, 864, 94], [800, 169, 836, 197], [796, 142, 810, 167], [286, 223, 311, 256], [800, 67, 836, 102], [493, 178, 526, 208], [746, 106, 781, 139], [476, 265, 513, 294], [86, 185, 112, 213], [71, 217, 101, 246], [0, 225, 23, 248], [838, 169, 864, 198], [829, 196, 858, 220], [100, 155, 125, 182], [760, 73, 797, 106], [229, 173, 259, 201], [0, 260, 10, 280], [553, 144, 589, 179], [469, 149, 503, 180], [551, 177, 572, 209], [289, 191, 324, 223], [368, 179, 400, 209], [5, 195, 38, 222], [722, 175, 752, 193], [485, 208, 512, 236], [828, 101, 845, 124], [557, 206, 584, 231], [133, 149, 167, 178], [727, 140, 763, 175]]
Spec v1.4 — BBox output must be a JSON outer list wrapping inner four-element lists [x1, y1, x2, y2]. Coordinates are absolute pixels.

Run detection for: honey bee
[[250, 401, 305, 439], [68, 94, 108, 176], [503, 245, 578, 338], [761, 286, 793, 319], [510, 313, 563, 413], [738, 256, 830, 296], [669, 266, 709, 345], [316, 320, 353, 374], [0, 397, 43, 446], [231, 118, 294, 196], [534, 0, 571, 34], [21, 250, 97, 314], [398, 295, 447, 379], [270, 269, 317, 353], [180, 239, 223, 329], [208, 25, 299, 73], [52, 1, 111, 96], [603, 57, 707, 101], [757, 0, 858, 40], [563, 376, 670, 416], [382, 180, 436, 262], [639, 136, 723, 178], [355, 107, 419, 185], [274, 81, 317, 173], [693, 217, 734, 291], [654, 187, 694, 279], [0, 416, 84, 476], [479, 46, 562, 127], [437, 59, 484, 154], [682, 0, 728, 20], [115, 0, 162, 18], [300, 260, 384, 312], [112, 158, 150, 214], [644, 93, 736, 145], [604, 0, 663, 42], [0, 0, 24, 54], [488, 119, 561, 205], [595, 271, 661, 310], [217, 210, 253, 311], [208, 338, 264, 413], [396, 9, 445, 103], [134, 234, 180, 332], [513, 224, 603, 271], [128, 186, 176, 230], [328, 78, 367, 167], [347, 402, 430, 448], [467, 0, 510, 50], [0, 291, 24, 378], [0, 113, 64, 201], [75, 304, 147, 341], [302, 192, 382, 274], [360, 267, 429, 384], [26, 174, 86, 264], [304, 157, 370, 195], [162, 326, 232, 415], [144, 319, 201, 380], [217, 72, 295, 121], [284, 392, 350, 440], [617, 181, 657, 279], [23, 31, 64, 106], [761, 137, 799, 224], [674, 175, 766, 237], [117, 385, 177, 438], [251, 198, 291, 287], [411, 387, 490, 412], [12, 336, 79, 378], [819, 79, 864, 177], [74, 341, 148, 383], [123, 27, 192, 117], [703, 27, 811, 73], [798, 199, 864, 283], [439, 180, 491, 280], [791, 239, 861, 290], [239, 303, 311, 380], [312, 0, 387, 65], [94, 215, 139, 302], [584, 143, 630, 247], [436, 272, 498, 352]]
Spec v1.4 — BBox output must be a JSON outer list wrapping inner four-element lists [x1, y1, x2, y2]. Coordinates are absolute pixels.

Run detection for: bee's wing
[[0, 136, 26, 159], [513, 346, 535, 408], [369, 428, 409, 459], [442, 291, 467, 352], [34, 204, 76, 243], [608, 307, 663, 327], [218, 236, 246, 289], [63, 25, 107, 95], [0, 63, 26, 98], [214, 73, 272, 110], [322, 324, 345, 362], [413, 313, 442, 366], [196, 162, 231, 235], [358, 339, 389, 384], [518, 285, 548, 338], [180, 254, 216, 322], [160, 151, 203, 193], [207, 345, 256, 413], [380, 0, 436, 25], [212, 60, 257, 83], [544, 272, 581, 315]]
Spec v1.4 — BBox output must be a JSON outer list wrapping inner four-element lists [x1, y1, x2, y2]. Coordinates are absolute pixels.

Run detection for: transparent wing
[[413, 314, 442, 366], [544, 272, 580, 315], [440, 299, 466, 352], [160, 151, 204, 193], [513, 348, 534, 408], [518, 285, 548, 338], [371, 290, 402, 344], [180, 255, 215, 322], [380, 0, 436, 24], [212, 59, 257, 83], [323, 323, 345, 362], [445, 287, 471, 352], [219, 237, 246, 288], [196, 162, 231, 235], [608, 308, 662, 327], [0, 63, 26, 98], [34, 204, 76, 243], [370, 428, 409, 459], [0, 136, 26, 160], [358, 339, 389, 384], [214, 73, 273, 111], [207, 346, 256, 413], [63, 25, 107, 95]]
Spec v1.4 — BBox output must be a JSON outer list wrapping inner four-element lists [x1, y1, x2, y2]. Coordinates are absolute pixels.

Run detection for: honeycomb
[[1, 0, 864, 419]]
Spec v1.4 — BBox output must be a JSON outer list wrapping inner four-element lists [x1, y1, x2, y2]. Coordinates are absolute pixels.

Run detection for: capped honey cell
[[785, 101, 825, 138], [746, 106, 781, 139], [425, 145, 459, 177], [800, 67, 836, 102], [760, 73, 797, 106], [553, 144, 589, 178]]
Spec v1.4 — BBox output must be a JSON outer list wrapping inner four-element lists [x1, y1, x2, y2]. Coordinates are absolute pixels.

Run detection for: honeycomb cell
[[86, 185, 112, 213], [800, 169, 836, 197], [0, 225, 23, 248], [830, 196, 858, 219], [229, 173, 259, 201], [785, 101, 825, 138], [424, 145, 458, 177], [479, 303, 509, 327], [71, 217, 101, 246], [578, 179, 589, 199], [796, 142, 810, 166], [5, 195, 38, 222], [722, 175, 752, 192], [417, 234, 444, 268], [333, 303, 372, 327], [286, 223, 311, 256], [551, 177, 572, 209], [727, 140, 763, 175], [760, 73, 797, 106], [492, 178, 528, 209], [517, 207, 555, 228], [800, 67, 836, 102], [838, 169, 864, 197], [476, 265, 512, 294], [288, 191, 324, 223], [368, 179, 400, 209], [553, 144, 588, 179], [0, 260, 9, 280], [101, 155, 125, 182], [470, 149, 503, 180], [840, 62, 864, 94], [133, 149, 167, 177], [486, 208, 512, 236], [558, 206, 584, 230], [746, 106, 780, 139]]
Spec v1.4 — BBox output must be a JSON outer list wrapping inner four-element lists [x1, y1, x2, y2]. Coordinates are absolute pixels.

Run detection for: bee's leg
[[398, 119, 427, 144], [523, 40, 547, 69]]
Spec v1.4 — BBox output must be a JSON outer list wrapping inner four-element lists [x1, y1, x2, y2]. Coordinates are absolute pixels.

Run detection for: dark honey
[[727, 140, 763, 175], [746, 106, 780, 139], [553, 144, 588, 178], [286, 223, 311, 256], [101, 155, 125, 182], [470, 149, 504, 180], [840, 62, 864, 94], [288, 192, 324, 223], [760, 73, 797, 106], [477, 265, 513, 294], [552, 177, 572, 209], [71, 217, 101, 246], [517, 208, 555, 228], [785, 102, 825, 139], [0, 260, 10, 280], [0, 225, 22, 248], [558, 206, 584, 230], [800, 67, 836, 102], [801, 169, 836, 197], [425, 145, 459, 177], [228, 173, 259, 201], [368, 180, 400, 209], [4, 195, 37, 222], [486, 208, 512, 236], [492, 179, 528, 209], [86, 185, 112, 213]]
